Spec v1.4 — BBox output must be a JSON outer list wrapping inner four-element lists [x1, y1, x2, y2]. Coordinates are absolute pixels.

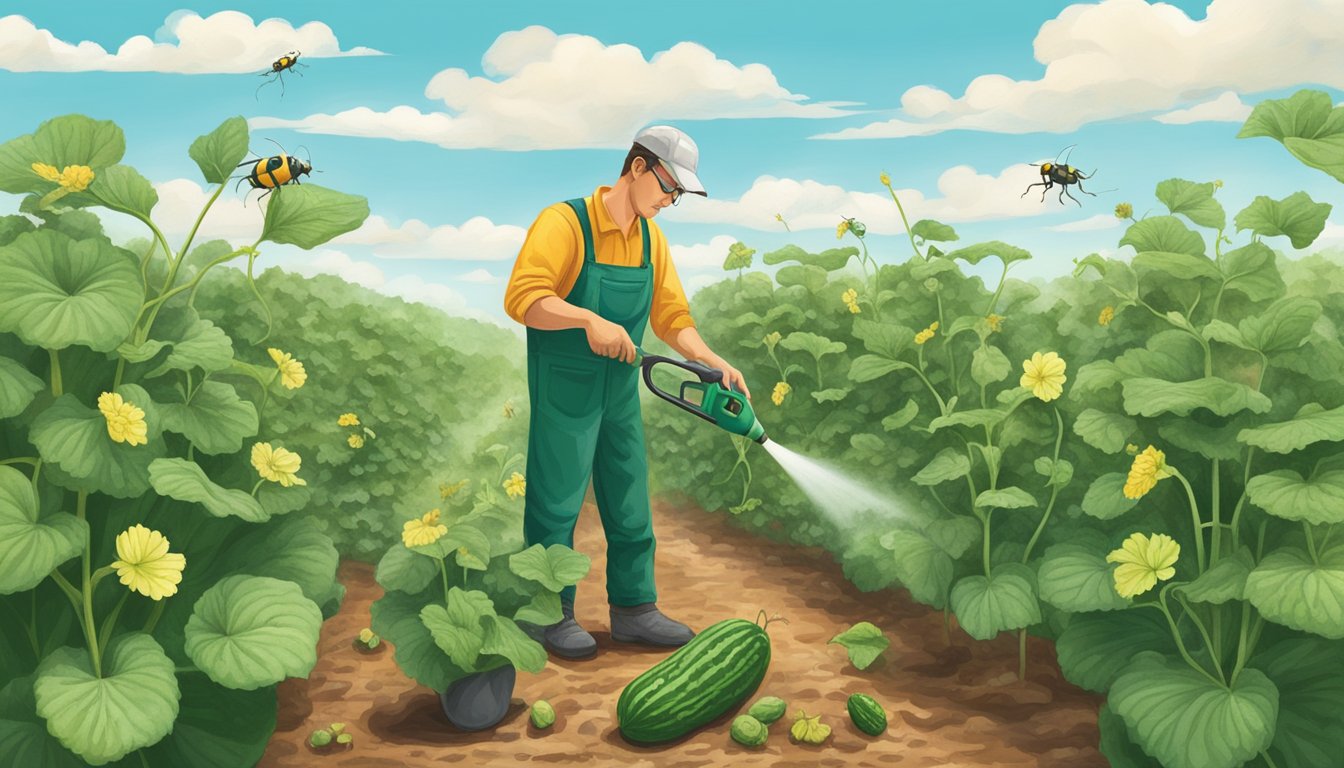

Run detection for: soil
[[259, 496, 1107, 768]]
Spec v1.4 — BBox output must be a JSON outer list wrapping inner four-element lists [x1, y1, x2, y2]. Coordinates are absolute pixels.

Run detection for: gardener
[[504, 125, 751, 658]]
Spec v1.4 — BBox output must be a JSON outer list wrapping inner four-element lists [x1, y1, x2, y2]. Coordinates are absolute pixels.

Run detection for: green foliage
[[827, 621, 889, 670]]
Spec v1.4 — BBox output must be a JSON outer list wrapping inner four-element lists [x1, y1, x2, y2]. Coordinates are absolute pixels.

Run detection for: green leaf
[[141, 673, 276, 768], [116, 338, 169, 364], [847, 354, 909, 383], [1158, 419, 1247, 461], [0, 675, 85, 768], [1038, 544, 1130, 612], [1056, 611, 1176, 692], [1073, 408, 1135, 454], [1109, 652, 1277, 768], [144, 306, 235, 378], [370, 588, 467, 691], [221, 516, 340, 608], [828, 621, 889, 670], [1121, 377, 1271, 418], [184, 575, 323, 689], [1081, 473, 1139, 520], [1239, 402, 1344, 454], [908, 255, 959, 280], [881, 400, 919, 431], [411, 523, 491, 565], [1239, 296, 1320, 353], [1132, 251, 1222, 283], [157, 381, 258, 455], [912, 448, 970, 486], [1154, 178, 1225, 230], [420, 588, 496, 670], [1180, 547, 1254, 605], [950, 564, 1040, 640], [774, 264, 827, 293], [811, 387, 850, 403], [1034, 457, 1074, 488], [879, 528, 954, 609], [30, 385, 166, 498], [1234, 192, 1332, 249], [1238, 89, 1344, 182], [1098, 704, 1163, 768], [1218, 241, 1285, 302], [779, 331, 846, 360], [513, 591, 563, 627], [922, 515, 981, 559], [508, 543, 591, 592], [88, 165, 158, 220], [34, 633, 179, 766], [0, 466, 85, 594], [944, 240, 1031, 266], [1248, 638, 1344, 768], [928, 408, 1004, 432], [0, 229, 141, 351], [261, 184, 369, 249], [974, 487, 1036, 510], [760, 244, 855, 271], [189, 116, 250, 185], [0, 356, 43, 418], [1244, 543, 1344, 638], [970, 344, 1010, 387], [148, 458, 268, 523], [911, 219, 959, 242], [375, 543, 439, 595], [0, 114, 125, 196], [481, 616, 547, 673], [0, 214, 36, 247], [1120, 216, 1205, 257], [851, 318, 911, 359], [1246, 469, 1344, 525]]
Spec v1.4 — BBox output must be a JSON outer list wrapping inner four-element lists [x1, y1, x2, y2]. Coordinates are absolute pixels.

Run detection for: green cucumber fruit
[[617, 613, 783, 743], [731, 715, 768, 748], [847, 692, 887, 736], [748, 695, 787, 725]]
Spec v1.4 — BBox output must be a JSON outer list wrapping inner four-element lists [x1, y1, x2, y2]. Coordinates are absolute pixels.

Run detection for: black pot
[[439, 664, 516, 731]]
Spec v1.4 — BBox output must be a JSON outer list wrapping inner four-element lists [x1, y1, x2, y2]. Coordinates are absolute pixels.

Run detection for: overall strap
[[639, 217, 650, 269], [564, 198, 596, 264]]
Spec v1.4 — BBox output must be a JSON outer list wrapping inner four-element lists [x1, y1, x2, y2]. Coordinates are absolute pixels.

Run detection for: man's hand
[[585, 315, 637, 363], [697, 353, 751, 400]]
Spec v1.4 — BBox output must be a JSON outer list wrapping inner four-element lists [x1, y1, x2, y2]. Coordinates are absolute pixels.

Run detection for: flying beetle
[[1021, 144, 1098, 207], [234, 139, 315, 204], [256, 50, 306, 99]]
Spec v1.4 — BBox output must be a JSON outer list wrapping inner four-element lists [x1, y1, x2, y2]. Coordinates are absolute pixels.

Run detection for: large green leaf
[[1098, 703, 1163, 768], [1056, 610, 1175, 692], [220, 516, 341, 609], [851, 318, 911, 360], [0, 467, 85, 595], [1217, 241, 1284, 302], [774, 264, 827, 293], [1239, 402, 1344, 454], [1240, 296, 1321, 354], [970, 344, 1010, 386], [1109, 652, 1277, 768], [1034, 456, 1074, 488], [929, 408, 1005, 432], [87, 164, 157, 220], [376, 542, 439, 595], [141, 673, 276, 768], [1246, 469, 1344, 525], [950, 564, 1040, 640], [0, 675, 84, 768], [0, 229, 141, 351], [157, 381, 258, 455], [513, 591, 562, 627], [1132, 251, 1222, 283], [30, 384, 166, 498], [0, 214, 35, 246], [508, 543, 590, 592], [1081, 473, 1139, 520], [879, 528, 954, 609], [1038, 544, 1130, 612], [1234, 192, 1332, 249], [912, 448, 970, 486], [412, 523, 492, 571], [1238, 89, 1344, 182], [0, 356, 43, 418], [1073, 408, 1135, 454], [848, 354, 910, 383], [148, 458, 268, 523], [1121, 377, 1271, 418], [1248, 638, 1344, 768], [189, 117, 250, 185], [0, 115, 125, 196], [33, 633, 179, 766], [421, 587, 496, 670], [828, 621, 890, 670], [974, 487, 1037, 510], [779, 331, 846, 360], [1179, 547, 1254, 605], [1244, 543, 1344, 638], [261, 184, 369, 249], [944, 240, 1031, 266], [144, 306, 235, 378], [921, 515, 981, 559], [481, 615, 547, 673], [184, 575, 322, 689], [370, 587, 468, 691], [1155, 178, 1225, 230], [760, 244, 855, 271], [911, 219, 958, 242], [1158, 418, 1247, 461], [1120, 216, 1205, 257]]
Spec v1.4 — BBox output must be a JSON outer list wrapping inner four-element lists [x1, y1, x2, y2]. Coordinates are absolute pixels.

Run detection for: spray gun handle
[[639, 354, 719, 426]]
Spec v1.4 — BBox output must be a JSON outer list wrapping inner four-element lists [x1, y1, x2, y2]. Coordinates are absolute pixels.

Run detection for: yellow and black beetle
[[1021, 145, 1099, 207], [256, 50, 306, 99], [234, 140, 313, 202]]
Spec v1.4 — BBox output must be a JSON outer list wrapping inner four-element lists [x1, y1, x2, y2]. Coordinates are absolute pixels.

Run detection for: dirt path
[[259, 497, 1106, 767]]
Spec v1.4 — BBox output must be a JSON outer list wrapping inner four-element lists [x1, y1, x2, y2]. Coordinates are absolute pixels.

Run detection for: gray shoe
[[539, 599, 597, 659], [610, 602, 695, 647]]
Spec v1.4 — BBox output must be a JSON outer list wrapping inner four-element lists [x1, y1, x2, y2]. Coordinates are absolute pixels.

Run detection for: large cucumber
[[616, 613, 782, 743]]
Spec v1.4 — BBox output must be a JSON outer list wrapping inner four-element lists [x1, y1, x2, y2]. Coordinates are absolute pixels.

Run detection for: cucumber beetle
[[234, 139, 316, 204], [1021, 144, 1098, 207], [256, 51, 306, 99]]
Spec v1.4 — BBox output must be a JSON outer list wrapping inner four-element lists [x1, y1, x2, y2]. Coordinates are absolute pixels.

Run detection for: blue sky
[[2, 0, 1341, 328]]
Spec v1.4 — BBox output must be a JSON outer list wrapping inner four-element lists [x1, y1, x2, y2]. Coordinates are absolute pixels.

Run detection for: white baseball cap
[[633, 125, 706, 197]]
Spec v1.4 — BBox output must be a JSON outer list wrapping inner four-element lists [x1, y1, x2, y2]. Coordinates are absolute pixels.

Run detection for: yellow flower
[[1124, 445, 1173, 499], [1125, 443, 1140, 456], [986, 314, 1003, 333], [267, 348, 307, 390], [337, 413, 360, 426], [31, 162, 60, 182], [841, 288, 861, 314], [504, 472, 526, 499], [347, 434, 364, 449], [358, 628, 376, 643], [402, 508, 447, 548], [1098, 306, 1115, 326], [439, 479, 469, 499], [58, 165, 94, 192], [111, 524, 186, 601], [97, 392, 149, 446], [251, 442, 307, 487], [914, 321, 939, 345], [848, 302, 860, 314], [879, 171, 891, 187], [1107, 532, 1180, 598], [1115, 202, 1134, 219], [1212, 179, 1224, 189], [774, 213, 784, 222], [1020, 351, 1067, 402], [836, 219, 850, 239], [772, 381, 790, 406]]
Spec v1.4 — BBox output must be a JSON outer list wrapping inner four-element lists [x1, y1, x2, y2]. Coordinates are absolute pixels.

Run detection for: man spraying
[[503, 125, 750, 658]]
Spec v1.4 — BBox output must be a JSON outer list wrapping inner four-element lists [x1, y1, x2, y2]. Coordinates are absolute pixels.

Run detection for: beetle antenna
[[264, 137, 287, 157], [1058, 144, 1077, 166], [296, 145, 312, 164]]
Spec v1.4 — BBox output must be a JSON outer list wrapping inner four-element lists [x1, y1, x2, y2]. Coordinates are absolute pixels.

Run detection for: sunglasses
[[650, 160, 684, 205]]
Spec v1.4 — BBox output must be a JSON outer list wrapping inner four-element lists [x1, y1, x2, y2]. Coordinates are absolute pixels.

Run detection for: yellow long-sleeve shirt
[[503, 186, 696, 339]]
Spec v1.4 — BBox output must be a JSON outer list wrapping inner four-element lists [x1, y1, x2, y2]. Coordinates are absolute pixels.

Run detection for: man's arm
[[524, 297, 637, 363]]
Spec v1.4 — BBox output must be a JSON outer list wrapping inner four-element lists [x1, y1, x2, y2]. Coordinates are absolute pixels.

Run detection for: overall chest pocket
[[598, 276, 650, 325]]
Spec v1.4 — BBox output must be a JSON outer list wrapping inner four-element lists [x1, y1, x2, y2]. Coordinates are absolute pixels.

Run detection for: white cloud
[[666, 163, 1083, 233], [812, 0, 1344, 139], [0, 11, 382, 73], [1154, 91, 1252, 124], [251, 25, 858, 150], [1049, 214, 1122, 232], [669, 235, 739, 271], [459, 268, 500, 284], [333, 214, 527, 261], [87, 178, 269, 246]]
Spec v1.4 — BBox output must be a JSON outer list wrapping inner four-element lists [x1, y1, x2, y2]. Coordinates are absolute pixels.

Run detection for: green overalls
[[523, 197, 657, 607]]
